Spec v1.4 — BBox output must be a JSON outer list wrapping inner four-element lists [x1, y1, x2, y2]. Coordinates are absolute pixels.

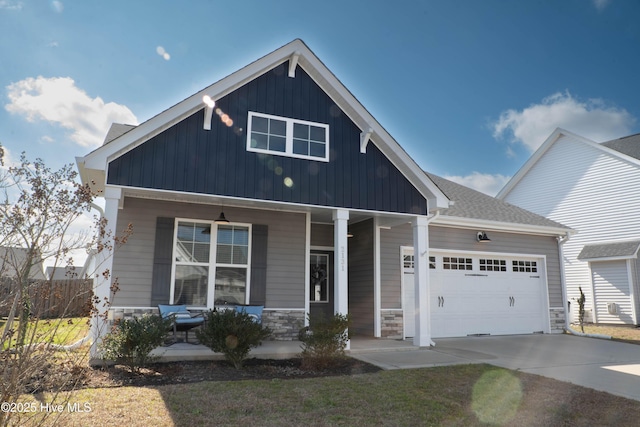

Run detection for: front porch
[[150, 336, 417, 362]]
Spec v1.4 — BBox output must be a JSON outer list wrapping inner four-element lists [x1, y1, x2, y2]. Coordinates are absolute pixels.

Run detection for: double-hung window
[[247, 112, 329, 161], [171, 220, 251, 308], [214, 225, 250, 305]]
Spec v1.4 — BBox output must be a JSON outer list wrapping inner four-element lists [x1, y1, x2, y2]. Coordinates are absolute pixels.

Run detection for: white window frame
[[213, 223, 252, 306], [170, 218, 252, 309], [247, 111, 330, 162]]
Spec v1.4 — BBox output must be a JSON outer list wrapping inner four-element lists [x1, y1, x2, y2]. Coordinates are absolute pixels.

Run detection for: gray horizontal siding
[[311, 223, 333, 247], [348, 219, 374, 335], [380, 225, 413, 309], [111, 197, 306, 308]]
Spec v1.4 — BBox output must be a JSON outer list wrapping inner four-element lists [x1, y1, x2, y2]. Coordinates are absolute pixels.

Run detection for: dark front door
[[309, 251, 333, 321]]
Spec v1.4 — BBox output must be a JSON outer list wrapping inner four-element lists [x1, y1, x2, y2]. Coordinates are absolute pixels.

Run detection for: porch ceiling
[[120, 186, 414, 226]]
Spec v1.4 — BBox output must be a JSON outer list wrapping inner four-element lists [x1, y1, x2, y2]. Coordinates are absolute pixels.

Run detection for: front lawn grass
[[23, 363, 640, 427], [1, 316, 89, 349], [580, 323, 640, 344]]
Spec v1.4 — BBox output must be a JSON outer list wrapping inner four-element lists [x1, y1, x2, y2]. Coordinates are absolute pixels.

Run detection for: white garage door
[[403, 249, 548, 338]]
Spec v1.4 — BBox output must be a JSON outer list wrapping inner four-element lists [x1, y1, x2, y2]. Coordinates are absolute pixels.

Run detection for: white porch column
[[412, 215, 432, 347], [333, 209, 349, 349], [90, 186, 122, 362], [333, 209, 349, 315]]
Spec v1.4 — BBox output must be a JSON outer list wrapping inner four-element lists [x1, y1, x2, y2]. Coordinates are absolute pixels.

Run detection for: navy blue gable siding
[[108, 63, 427, 214]]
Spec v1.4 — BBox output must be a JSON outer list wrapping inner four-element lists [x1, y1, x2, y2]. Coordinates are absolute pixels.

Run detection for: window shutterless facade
[[247, 112, 329, 161], [171, 219, 251, 308]]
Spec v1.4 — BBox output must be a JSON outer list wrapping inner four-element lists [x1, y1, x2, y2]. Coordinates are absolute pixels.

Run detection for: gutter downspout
[[79, 202, 105, 278], [557, 233, 571, 331], [79, 202, 106, 349]]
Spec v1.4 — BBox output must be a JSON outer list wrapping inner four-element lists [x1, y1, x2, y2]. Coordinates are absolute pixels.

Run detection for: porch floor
[[150, 336, 417, 362]]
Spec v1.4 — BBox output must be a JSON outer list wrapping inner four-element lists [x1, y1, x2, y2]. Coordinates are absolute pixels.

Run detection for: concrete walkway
[[351, 334, 640, 402], [151, 333, 640, 402]]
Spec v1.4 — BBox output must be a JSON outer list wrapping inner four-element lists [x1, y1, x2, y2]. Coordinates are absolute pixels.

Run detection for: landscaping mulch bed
[[34, 357, 382, 391]]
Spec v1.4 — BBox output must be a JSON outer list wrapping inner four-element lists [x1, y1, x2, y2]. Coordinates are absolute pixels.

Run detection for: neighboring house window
[[479, 259, 507, 272], [247, 112, 329, 161], [512, 260, 537, 273], [443, 257, 472, 270], [172, 220, 251, 307]]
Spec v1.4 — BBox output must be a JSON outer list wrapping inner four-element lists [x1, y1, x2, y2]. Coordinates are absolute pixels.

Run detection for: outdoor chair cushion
[[235, 305, 264, 324]]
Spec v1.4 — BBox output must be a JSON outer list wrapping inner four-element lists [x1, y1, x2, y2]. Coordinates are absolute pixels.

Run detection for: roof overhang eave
[[579, 254, 637, 262], [432, 215, 575, 237]]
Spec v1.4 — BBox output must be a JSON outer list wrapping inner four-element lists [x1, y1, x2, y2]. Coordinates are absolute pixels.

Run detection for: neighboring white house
[[0, 246, 47, 281], [498, 128, 640, 325]]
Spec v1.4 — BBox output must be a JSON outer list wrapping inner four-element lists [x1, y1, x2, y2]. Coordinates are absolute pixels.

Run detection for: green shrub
[[196, 309, 272, 369], [99, 314, 171, 372], [298, 313, 350, 370]]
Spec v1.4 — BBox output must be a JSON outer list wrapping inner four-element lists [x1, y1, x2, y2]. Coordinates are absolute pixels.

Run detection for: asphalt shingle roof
[[577, 240, 640, 260], [600, 133, 640, 160], [425, 172, 570, 229]]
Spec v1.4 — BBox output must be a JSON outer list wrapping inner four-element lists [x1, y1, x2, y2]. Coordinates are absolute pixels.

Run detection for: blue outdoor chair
[[158, 304, 205, 344], [235, 305, 264, 324]]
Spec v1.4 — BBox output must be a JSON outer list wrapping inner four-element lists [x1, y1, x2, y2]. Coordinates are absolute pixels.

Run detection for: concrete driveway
[[352, 334, 640, 402]]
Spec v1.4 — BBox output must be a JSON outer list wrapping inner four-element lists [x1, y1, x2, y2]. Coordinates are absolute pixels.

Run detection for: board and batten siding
[[111, 197, 306, 308], [379, 224, 563, 309], [502, 134, 640, 321], [107, 63, 427, 215]]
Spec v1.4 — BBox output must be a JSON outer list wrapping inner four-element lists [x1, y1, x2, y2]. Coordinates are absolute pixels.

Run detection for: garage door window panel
[[443, 257, 472, 271], [513, 260, 537, 273], [480, 259, 507, 272]]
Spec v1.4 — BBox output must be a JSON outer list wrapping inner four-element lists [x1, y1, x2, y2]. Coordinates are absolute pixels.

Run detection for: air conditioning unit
[[607, 302, 618, 315]]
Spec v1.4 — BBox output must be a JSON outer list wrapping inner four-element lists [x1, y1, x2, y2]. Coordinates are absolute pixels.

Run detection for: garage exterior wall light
[[477, 231, 491, 242]]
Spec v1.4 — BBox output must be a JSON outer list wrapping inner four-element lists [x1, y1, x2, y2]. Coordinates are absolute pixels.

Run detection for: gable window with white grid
[[247, 112, 329, 161]]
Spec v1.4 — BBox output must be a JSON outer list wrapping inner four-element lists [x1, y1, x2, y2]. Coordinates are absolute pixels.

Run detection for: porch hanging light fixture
[[215, 211, 230, 224]]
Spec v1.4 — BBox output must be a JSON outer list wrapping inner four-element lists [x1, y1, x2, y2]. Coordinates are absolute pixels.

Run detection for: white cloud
[[444, 172, 511, 197], [51, 0, 63, 13], [593, 0, 610, 12], [0, 1, 23, 10], [492, 91, 635, 153], [5, 76, 138, 148]]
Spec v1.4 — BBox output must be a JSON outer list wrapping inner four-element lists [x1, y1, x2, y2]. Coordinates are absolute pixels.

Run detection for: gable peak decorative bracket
[[360, 127, 373, 153], [202, 95, 215, 130], [288, 51, 300, 78]]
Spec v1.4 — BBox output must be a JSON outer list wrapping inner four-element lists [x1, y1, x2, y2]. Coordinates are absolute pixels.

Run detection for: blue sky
[[2, 0, 640, 197]]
